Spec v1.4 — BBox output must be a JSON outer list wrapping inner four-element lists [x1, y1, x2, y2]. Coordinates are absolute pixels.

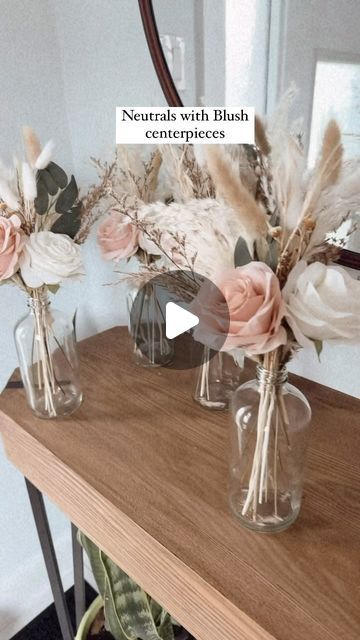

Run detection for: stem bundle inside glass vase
[[194, 346, 244, 410], [229, 349, 312, 532], [14, 288, 82, 419], [128, 282, 174, 367]]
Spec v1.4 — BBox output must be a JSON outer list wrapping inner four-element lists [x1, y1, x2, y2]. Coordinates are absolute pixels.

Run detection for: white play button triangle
[[165, 302, 199, 339]]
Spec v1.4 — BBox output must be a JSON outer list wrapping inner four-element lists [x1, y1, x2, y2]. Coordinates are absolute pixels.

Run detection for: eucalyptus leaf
[[69, 203, 82, 219], [34, 179, 49, 215], [39, 169, 58, 196], [51, 213, 81, 238], [72, 308, 78, 341], [313, 339, 323, 361], [47, 284, 60, 295], [78, 532, 169, 640], [268, 238, 279, 272], [47, 161, 68, 189], [55, 175, 78, 214], [234, 236, 252, 267]]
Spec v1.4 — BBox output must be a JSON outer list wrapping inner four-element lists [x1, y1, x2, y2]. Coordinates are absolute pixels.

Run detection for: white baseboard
[[0, 531, 97, 640]]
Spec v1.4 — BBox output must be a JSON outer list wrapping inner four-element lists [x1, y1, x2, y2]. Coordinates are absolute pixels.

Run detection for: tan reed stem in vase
[[241, 349, 283, 520], [31, 289, 57, 417]]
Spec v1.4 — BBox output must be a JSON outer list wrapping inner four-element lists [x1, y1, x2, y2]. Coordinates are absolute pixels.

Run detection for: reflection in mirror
[[152, 0, 360, 259], [308, 56, 360, 252]]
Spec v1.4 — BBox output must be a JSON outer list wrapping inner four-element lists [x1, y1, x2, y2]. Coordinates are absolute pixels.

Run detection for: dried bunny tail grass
[[22, 162, 37, 201], [0, 179, 19, 210], [35, 140, 55, 170], [204, 145, 268, 257], [255, 115, 271, 156], [22, 126, 42, 168]]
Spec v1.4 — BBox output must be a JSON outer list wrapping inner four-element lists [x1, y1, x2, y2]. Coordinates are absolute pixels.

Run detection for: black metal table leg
[[71, 523, 86, 628], [25, 478, 74, 640]]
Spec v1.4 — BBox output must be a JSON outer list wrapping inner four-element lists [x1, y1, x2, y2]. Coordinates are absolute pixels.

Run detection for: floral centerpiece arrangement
[[0, 127, 111, 418], [97, 90, 359, 531], [192, 96, 360, 531], [96, 145, 246, 399]]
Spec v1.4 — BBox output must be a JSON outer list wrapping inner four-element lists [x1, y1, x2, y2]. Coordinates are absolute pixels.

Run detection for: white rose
[[283, 260, 360, 349], [20, 231, 84, 288]]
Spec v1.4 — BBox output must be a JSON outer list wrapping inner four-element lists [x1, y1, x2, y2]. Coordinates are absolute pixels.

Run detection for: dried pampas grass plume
[[255, 116, 271, 156], [301, 119, 343, 221], [22, 126, 42, 168], [204, 145, 269, 259], [147, 149, 162, 198], [317, 119, 343, 189]]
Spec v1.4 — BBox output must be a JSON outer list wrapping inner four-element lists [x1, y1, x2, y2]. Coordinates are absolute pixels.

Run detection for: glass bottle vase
[[194, 346, 244, 410], [14, 290, 83, 419], [128, 282, 174, 367], [229, 366, 311, 532]]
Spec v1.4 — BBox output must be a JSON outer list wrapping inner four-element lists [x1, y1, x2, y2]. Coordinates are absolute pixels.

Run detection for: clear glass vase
[[229, 365, 311, 532], [14, 290, 83, 419], [128, 283, 174, 367], [194, 346, 244, 410]]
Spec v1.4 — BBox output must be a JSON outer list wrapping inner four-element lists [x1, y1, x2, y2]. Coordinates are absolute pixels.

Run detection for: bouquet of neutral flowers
[[0, 127, 111, 417], [95, 146, 249, 369], [189, 94, 360, 531], [97, 90, 360, 530]]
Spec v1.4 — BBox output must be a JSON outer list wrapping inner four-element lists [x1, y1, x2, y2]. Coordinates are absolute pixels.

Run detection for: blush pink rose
[[98, 213, 139, 262], [192, 262, 287, 355], [0, 214, 25, 280]]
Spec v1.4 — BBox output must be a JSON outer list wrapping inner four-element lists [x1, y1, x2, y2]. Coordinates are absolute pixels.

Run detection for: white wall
[[0, 3, 76, 637], [0, 2, 169, 637], [225, 0, 270, 113]]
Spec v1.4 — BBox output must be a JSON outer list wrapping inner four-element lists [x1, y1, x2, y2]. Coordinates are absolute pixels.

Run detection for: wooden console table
[[0, 327, 359, 640]]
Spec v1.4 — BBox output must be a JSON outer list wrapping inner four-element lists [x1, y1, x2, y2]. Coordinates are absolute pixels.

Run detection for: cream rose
[[0, 214, 24, 280], [192, 262, 287, 355], [19, 231, 83, 288], [283, 261, 360, 348], [98, 213, 139, 262]]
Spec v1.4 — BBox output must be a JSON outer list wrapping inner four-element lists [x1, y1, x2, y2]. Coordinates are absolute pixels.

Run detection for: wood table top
[[0, 326, 359, 640]]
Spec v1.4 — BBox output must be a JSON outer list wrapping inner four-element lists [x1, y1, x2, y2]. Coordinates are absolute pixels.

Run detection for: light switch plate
[[160, 34, 186, 91]]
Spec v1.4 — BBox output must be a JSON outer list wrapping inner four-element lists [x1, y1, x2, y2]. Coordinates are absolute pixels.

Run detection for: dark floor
[[10, 583, 97, 640]]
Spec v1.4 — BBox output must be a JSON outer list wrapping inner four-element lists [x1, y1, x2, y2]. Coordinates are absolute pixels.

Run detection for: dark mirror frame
[[138, 0, 360, 271]]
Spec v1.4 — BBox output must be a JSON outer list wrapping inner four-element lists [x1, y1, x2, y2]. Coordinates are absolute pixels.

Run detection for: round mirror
[[144, 0, 360, 267]]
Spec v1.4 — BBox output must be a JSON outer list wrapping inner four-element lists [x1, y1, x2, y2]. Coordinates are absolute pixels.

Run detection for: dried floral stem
[[241, 348, 288, 520], [75, 160, 116, 244]]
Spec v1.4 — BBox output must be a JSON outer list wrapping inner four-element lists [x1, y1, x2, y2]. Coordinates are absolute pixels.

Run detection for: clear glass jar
[[194, 346, 244, 410], [14, 290, 83, 419], [229, 366, 311, 532], [128, 283, 174, 367]]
